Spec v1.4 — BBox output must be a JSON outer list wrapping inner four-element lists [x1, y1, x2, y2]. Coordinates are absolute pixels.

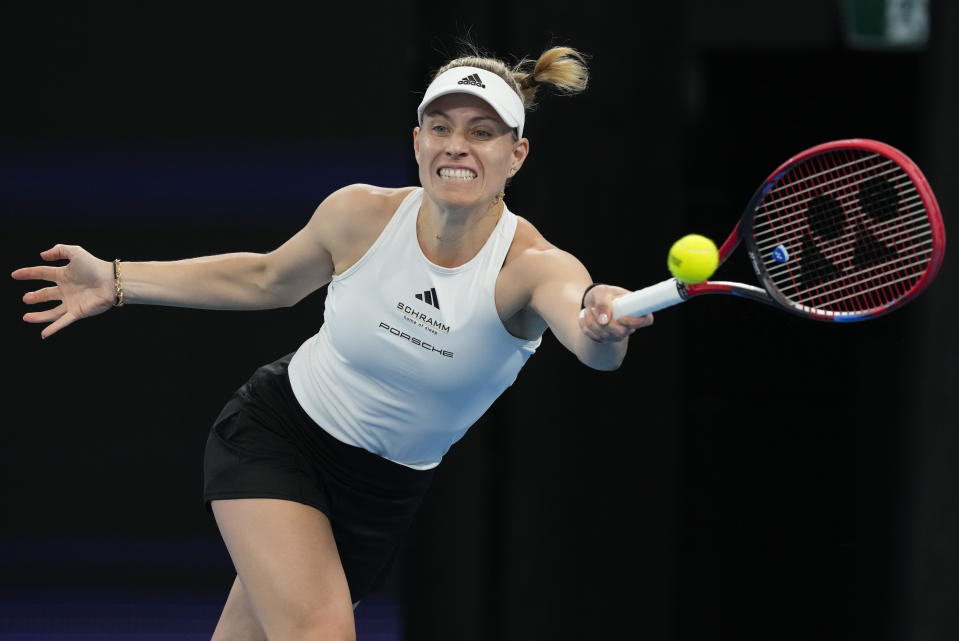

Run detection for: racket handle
[[612, 278, 686, 319]]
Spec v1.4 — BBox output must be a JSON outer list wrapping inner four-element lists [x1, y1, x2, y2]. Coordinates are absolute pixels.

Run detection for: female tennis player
[[14, 45, 652, 640]]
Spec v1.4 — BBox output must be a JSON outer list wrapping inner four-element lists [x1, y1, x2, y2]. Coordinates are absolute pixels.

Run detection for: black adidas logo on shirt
[[415, 287, 441, 309], [457, 73, 485, 89]]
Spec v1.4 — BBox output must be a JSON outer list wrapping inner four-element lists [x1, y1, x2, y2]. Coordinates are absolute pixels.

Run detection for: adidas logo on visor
[[457, 73, 486, 89]]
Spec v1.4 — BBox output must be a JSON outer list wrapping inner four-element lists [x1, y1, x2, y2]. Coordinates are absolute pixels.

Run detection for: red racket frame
[[681, 139, 945, 322]]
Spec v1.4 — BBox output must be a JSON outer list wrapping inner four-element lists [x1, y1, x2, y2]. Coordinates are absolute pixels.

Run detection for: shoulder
[[315, 184, 418, 224], [505, 214, 587, 278], [308, 184, 419, 273], [308, 183, 418, 243]]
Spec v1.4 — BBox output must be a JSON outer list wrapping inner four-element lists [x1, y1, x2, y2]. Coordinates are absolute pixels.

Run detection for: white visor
[[417, 66, 526, 138]]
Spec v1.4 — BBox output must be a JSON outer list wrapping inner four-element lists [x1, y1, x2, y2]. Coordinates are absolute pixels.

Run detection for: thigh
[[211, 576, 266, 641], [212, 498, 355, 641]]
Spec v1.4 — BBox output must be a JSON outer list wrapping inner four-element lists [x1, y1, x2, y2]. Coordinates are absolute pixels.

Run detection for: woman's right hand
[[12, 244, 116, 338]]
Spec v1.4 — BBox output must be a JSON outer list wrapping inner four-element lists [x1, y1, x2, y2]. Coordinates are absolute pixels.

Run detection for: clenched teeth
[[438, 168, 477, 180]]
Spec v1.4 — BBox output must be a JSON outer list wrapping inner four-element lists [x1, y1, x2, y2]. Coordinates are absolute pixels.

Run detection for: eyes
[[428, 123, 496, 140]]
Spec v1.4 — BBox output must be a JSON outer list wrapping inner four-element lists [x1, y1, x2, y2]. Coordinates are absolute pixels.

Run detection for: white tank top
[[288, 188, 541, 470]]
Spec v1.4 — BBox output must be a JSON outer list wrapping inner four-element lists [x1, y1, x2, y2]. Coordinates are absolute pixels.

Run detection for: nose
[[444, 132, 469, 157]]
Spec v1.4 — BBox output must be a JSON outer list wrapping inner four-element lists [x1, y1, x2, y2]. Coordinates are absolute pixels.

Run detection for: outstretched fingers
[[13, 245, 112, 339], [23, 303, 66, 325], [11, 265, 62, 284], [22, 286, 61, 306], [22, 302, 77, 339], [39, 244, 72, 262], [42, 313, 79, 339], [12, 244, 75, 283]]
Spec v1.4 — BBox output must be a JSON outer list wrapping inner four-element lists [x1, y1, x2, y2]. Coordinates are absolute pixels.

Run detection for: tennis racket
[[613, 139, 946, 323]]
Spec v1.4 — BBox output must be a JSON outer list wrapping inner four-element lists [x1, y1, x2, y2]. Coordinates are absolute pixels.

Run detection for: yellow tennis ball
[[668, 234, 719, 284]]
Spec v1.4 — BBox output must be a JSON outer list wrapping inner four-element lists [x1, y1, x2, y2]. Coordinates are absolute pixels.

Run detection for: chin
[[428, 181, 487, 207]]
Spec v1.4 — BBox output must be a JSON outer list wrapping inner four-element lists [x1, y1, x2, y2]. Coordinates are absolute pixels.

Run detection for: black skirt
[[203, 353, 435, 602]]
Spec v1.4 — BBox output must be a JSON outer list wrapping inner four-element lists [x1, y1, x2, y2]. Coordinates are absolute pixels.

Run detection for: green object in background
[[842, 0, 930, 50]]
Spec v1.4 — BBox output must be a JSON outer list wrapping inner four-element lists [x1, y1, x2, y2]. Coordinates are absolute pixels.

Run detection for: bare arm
[[12, 184, 376, 338], [120, 224, 332, 311], [525, 248, 652, 371]]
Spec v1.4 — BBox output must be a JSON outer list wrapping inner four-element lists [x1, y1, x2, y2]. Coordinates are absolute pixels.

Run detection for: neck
[[417, 192, 505, 266]]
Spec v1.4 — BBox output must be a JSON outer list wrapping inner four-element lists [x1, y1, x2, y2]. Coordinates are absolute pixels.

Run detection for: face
[[413, 93, 528, 211]]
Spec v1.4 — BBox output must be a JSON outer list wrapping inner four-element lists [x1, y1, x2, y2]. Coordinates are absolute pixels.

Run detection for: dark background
[[3, 1, 957, 640]]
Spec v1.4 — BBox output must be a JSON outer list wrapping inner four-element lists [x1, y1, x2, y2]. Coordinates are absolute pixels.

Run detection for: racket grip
[[612, 278, 686, 319]]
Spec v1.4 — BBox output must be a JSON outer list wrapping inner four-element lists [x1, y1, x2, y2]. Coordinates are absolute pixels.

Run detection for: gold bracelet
[[113, 259, 125, 307]]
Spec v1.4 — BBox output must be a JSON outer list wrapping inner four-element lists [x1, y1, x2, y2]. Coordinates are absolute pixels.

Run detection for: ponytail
[[432, 45, 590, 114]]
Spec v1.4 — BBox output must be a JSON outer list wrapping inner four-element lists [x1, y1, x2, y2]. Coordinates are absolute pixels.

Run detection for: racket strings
[[764, 155, 895, 201], [755, 194, 927, 257], [782, 179, 925, 309], [750, 149, 933, 314], [784, 188, 923, 310], [753, 159, 906, 230], [775, 241, 933, 302], [753, 184, 920, 247], [796, 268, 931, 313], [765, 226, 933, 282], [752, 168, 921, 265]]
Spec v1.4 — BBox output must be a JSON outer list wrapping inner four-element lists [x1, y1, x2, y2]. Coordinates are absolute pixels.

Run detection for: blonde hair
[[432, 45, 589, 113]]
